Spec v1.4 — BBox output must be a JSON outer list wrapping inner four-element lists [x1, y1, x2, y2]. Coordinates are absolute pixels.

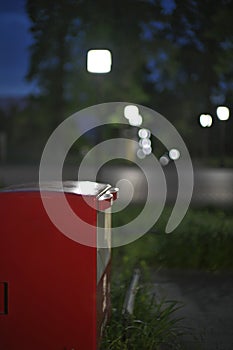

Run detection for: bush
[[112, 206, 233, 271]]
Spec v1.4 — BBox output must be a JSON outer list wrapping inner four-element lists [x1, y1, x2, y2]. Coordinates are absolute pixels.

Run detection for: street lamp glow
[[140, 138, 151, 148], [137, 149, 146, 159], [216, 106, 230, 121], [169, 148, 180, 160], [138, 128, 151, 139], [129, 114, 143, 126], [87, 49, 112, 73], [124, 105, 143, 126], [142, 146, 152, 155], [159, 155, 170, 166], [199, 114, 212, 127], [124, 105, 139, 120]]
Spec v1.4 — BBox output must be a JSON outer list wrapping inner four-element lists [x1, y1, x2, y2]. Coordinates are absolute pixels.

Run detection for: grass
[[111, 205, 233, 272], [100, 205, 233, 349], [101, 274, 187, 350]]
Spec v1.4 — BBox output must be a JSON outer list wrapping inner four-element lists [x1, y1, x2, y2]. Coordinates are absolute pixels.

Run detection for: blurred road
[[0, 164, 233, 207], [98, 164, 233, 207]]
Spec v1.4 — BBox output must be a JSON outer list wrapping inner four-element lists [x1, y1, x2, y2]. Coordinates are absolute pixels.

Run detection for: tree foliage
[[26, 0, 157, 126], [22, 0, 233, 160]]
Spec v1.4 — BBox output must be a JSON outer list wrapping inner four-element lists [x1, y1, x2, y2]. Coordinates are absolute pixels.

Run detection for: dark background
[[0, 0, 232, 166]]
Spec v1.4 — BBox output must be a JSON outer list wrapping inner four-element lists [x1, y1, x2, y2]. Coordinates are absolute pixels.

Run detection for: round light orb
[[142, 146, 152, 155], [169, 148, 180, 160], [159, 155, 170, 166], [141, 138, 151, 148], [137, 149, 146, 159], [138, 128, 151, 139], [216, 106, 230, 121], [199, 114, 212, 127], [124, 105, 139, 120], [129, 114, 143, 127]]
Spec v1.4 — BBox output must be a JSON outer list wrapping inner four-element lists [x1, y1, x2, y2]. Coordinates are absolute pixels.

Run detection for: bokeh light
[[199, 114, 212, 127], [87, 49, 112, 73], [169, 148, 180, 160], [216, 106, 230, 121]]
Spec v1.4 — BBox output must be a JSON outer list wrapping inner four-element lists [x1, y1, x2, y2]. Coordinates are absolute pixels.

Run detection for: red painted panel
[[0, 182, 114, 349], [0, 283, 6, 314]]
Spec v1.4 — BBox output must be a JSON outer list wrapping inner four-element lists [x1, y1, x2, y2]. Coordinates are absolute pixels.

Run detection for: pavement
[[152, 269, 233, 350], [1, 164, 233, 207]]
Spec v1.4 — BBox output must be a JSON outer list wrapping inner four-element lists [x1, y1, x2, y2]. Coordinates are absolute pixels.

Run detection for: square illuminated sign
[[87, 49, 112, 73]]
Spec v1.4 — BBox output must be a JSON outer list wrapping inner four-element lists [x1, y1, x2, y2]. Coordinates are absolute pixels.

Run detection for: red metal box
[[0, 181, 118, 350]]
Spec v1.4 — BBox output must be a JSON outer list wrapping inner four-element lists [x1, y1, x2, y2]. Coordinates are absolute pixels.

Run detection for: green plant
[[101, 278, 186, 350], [112, 206, 233, 271], [100, 206, 233, 349]]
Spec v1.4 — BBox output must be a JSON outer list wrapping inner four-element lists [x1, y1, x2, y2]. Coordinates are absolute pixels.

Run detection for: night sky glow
[[0, 0, 36, 97]]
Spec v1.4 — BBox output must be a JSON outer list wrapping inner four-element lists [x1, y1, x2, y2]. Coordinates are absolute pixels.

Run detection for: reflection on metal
[[97, 209, 111, 283]]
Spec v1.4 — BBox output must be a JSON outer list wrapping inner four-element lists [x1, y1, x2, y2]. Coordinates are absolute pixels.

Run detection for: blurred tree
[[146, 0, 233, 102], [144, 0, 233, 157], [26, 0, 157, 123], [25, 0, 233, 160], [26, 0, 83, 129], [25, 0, 159, 163]]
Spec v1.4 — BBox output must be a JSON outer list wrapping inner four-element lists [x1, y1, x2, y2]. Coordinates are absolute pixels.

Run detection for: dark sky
[[0, 0, 37, 97]]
